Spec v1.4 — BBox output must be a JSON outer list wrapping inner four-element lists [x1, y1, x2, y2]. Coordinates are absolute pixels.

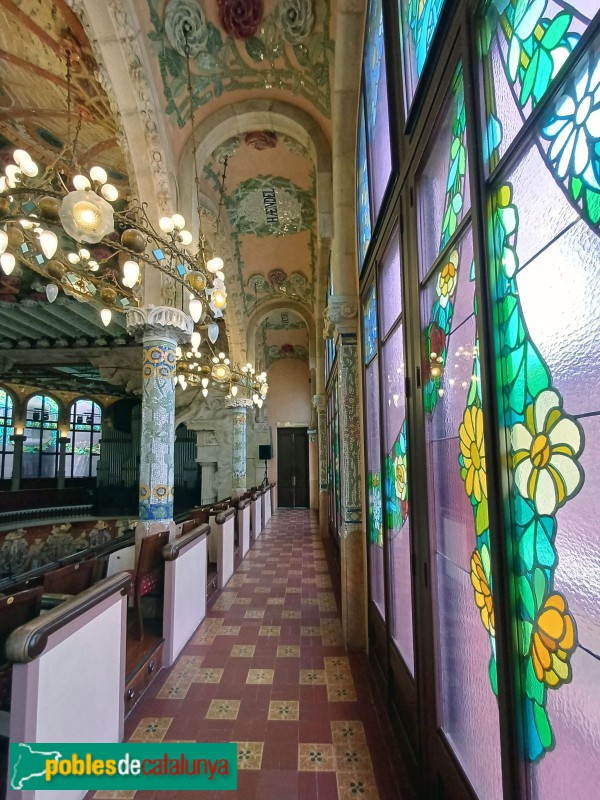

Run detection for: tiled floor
[[94, 510, 412, 799]]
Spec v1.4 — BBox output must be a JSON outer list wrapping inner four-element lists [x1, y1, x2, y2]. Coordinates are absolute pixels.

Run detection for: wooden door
[[276, 428, 309, 508]]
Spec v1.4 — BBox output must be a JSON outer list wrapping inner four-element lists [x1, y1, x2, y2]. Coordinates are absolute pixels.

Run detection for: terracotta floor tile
[[121, 511, 411, 800]]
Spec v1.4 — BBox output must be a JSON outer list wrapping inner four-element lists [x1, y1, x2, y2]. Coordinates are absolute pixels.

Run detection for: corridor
[[94, 511, 410, 800]]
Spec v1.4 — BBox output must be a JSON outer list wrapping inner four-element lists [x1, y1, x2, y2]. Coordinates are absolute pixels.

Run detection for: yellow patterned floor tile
[[298, 743, 336, 772], [129, 717, 172, 741], [236, 741, 264, 770], [246, 668, 274, 684], [330, 721, 367, 745], [259, 625, 281, 636], [336, 770, 379, 800], [268, 700, 299, 721], [301, 626, 322, 636], [205, 699, 241, 720], [194, 667, 224, 683], [277, 644, 300, 657], [300, 669, 327, 685], [231, 644, 256, 657], [327, 684, 357, 702]]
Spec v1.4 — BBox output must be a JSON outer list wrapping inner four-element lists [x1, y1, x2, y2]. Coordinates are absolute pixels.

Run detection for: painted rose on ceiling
[[274, 0, 315, 44], [164, 0, 209, 56], [218, 0, 264, 40], [245, 131, 278, 150]]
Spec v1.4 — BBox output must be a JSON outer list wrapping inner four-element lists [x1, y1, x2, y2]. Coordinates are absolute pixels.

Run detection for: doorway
[[277, 427, 309, 508]]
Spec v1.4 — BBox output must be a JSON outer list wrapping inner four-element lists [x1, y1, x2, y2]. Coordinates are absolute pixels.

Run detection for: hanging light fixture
[[0, 42, 226, 327]]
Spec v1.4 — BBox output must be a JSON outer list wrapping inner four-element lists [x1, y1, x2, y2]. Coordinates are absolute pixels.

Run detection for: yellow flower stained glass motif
[[471, 546, 495, 637], [531, 593, 576, 688], [459, 405, 487, 503]]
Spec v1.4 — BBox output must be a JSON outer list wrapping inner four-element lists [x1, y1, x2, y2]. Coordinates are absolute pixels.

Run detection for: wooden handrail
[[162, 523, 210, 561], [0, 531, 135, 594], [250, 492, 259, 501], [5, 572, 131, 664], [215, 508, 235, 525], [235, 498, 251, 511]]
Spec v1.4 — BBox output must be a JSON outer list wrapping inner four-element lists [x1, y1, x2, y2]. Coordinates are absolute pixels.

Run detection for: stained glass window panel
[[480, 0, 598, 173], [378, 225, 403, 338], [357, 98, 372, 271], [363, 284, 378, 363], [399, 0, 446, 109], [382, 323, 414, 673], [366, 357, 385, 618], [0, 389, 14, 481], [417, 66, 470, 278], [23, 394, 59, 478], [364, 0, 392, 217], [488, 38, 600, 790], [68, 399, 102, 478], [420, 219, 502, 798]]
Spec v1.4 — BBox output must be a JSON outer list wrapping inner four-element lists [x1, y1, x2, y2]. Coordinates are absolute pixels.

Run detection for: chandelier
[[176, 343, 268, 408], [0, 42, 227, 328]]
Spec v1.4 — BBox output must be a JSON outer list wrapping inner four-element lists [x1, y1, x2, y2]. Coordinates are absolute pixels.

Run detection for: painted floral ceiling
[[140, 0, 333, 365], [0, 0, 129, 188]]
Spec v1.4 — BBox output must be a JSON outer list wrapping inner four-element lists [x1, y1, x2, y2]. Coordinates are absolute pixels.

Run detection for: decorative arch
[[178, 100, 333, 240], [245, 299, 317, 372]]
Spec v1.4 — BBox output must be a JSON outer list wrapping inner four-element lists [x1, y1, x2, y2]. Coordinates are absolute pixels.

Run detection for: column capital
[[226, 398, 254, 410], [126, 305, 193, 344], [312, 394, 326, 411], [323, 295, 358, 339]]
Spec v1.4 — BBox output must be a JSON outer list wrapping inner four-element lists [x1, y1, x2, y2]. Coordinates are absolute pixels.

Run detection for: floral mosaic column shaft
[[324, 297, 365, 648], [228, 399, 253, 495], [127, 306, 193, 539]]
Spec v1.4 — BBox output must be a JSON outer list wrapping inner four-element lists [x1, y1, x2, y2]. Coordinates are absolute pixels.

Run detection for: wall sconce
[[14, 425, 24, 436]]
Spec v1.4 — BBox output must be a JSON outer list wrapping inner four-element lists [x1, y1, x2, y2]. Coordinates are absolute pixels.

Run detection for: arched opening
[[22, 394, 60, 480]]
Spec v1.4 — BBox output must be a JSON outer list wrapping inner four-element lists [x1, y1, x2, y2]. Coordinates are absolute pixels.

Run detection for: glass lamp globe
[[59, 190, 115, 244]]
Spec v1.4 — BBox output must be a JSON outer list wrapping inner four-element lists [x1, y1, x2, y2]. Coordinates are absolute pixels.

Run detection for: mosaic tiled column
[[313, 394, 328, 538], [127, 306, 193, 542], [324, 297, 365, 649], [227, 398, 253, 496]]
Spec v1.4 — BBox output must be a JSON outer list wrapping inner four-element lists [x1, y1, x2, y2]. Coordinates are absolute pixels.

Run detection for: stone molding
[[126, 306, 193, 343], [312, 393, 326, 411], [323, 295, 358, 339]]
